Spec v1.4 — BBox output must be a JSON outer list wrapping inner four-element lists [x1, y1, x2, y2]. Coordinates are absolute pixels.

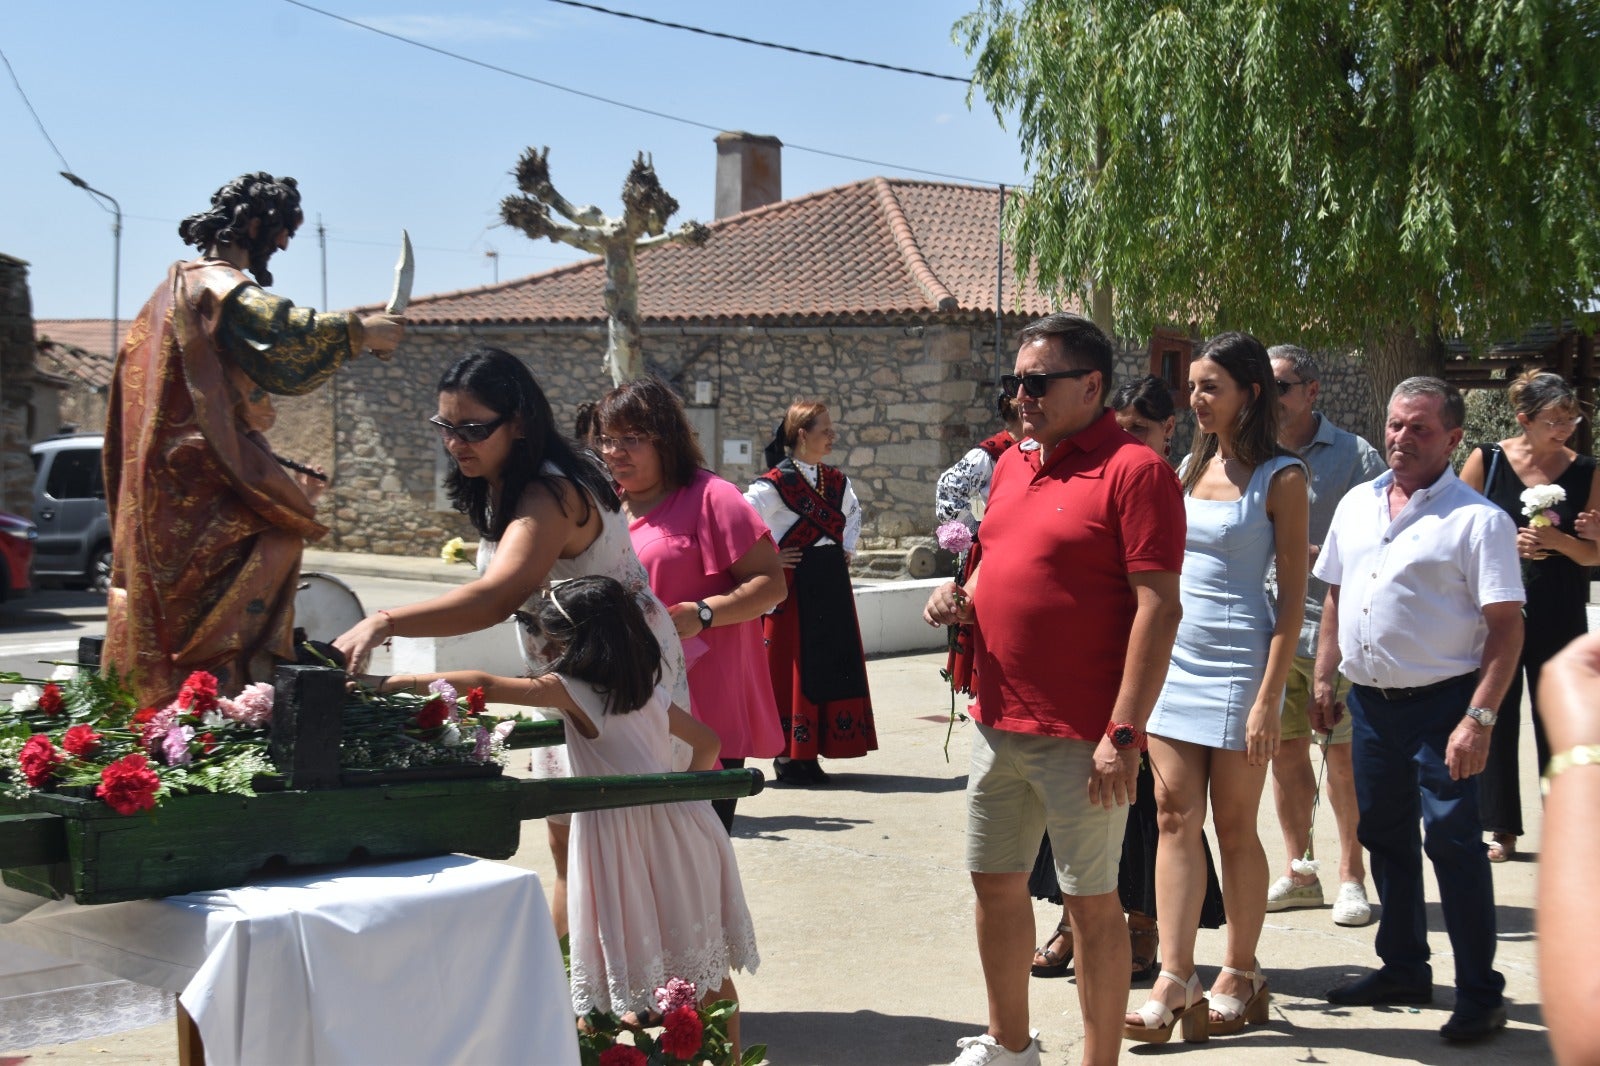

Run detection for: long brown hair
[[1181, 332, 1288, 495]]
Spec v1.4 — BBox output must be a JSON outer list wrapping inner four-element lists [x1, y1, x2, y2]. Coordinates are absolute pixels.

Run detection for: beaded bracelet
[[1541, 743, 1600, 797]]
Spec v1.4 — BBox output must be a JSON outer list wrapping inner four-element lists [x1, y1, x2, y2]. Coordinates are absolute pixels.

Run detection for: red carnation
[[466, 686, 487, 716], [598, 1047, 647, 1066], [658, 1005, 704, 1060], [132, 707, 159, 726], [198, 732, 217, 754], [96, 753, 161, 815], [18, 735, 62, 787], [177, 671, 219, 715], [61, 724, 103, 758], [37, 683, 65, 716], [415, 696, 450, 731]]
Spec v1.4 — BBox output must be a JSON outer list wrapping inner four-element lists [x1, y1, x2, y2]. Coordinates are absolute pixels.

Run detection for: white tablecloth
[[0, 855, 577, 1065]]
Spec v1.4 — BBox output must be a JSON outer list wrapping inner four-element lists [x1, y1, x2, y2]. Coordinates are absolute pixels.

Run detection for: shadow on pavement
[[735, 814, 870, 840], [744, 1009, 976, 1066], [0, 589, 105, 633], [828, 773, 967, 796]]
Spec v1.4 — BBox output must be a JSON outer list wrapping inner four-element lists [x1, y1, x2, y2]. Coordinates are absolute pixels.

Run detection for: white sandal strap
[[1128, 997, 1175, 1029], [1208, 992, 1247, 1020]]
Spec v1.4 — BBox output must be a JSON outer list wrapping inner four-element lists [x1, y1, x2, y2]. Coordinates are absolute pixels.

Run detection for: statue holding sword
[[103, 171, 410, 705]]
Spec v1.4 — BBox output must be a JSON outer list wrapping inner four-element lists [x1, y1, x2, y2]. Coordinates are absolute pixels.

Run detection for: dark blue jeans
[[1349, 678, 1505, 1009]]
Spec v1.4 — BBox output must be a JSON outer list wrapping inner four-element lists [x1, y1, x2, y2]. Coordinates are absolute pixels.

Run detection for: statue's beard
[[246, 238, 279, 287]]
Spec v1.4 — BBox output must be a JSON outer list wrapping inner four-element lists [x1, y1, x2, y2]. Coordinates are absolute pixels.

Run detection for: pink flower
[[220, 682, 274, 727], [654, 977, 699, 1015], [161, 725, 195, 766], [470, 727, 492, 762], [936, 519, 973, 554], [1544, 508, 1562, 526]]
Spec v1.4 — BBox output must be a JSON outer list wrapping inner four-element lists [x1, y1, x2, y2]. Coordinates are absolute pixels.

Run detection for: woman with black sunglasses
[[332, 346, 688, 937]]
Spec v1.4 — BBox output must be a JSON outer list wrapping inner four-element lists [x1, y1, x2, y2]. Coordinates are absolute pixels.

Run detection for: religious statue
[[103, 172, 408, 705], [500, 147, 709, 383]]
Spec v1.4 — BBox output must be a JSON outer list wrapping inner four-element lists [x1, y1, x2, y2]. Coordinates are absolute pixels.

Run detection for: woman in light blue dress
[[1126, 333, 1309, 1044]]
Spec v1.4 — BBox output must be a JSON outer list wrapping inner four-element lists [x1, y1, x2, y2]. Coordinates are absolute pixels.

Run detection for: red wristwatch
[[1106, 721, 1146, 751]]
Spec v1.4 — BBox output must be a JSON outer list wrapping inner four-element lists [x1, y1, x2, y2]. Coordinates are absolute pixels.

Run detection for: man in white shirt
[[1312, 376, 1523, 1043]]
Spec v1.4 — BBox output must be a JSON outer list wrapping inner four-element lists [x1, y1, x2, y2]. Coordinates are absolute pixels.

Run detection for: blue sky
[[2, 1, 1027, 324]]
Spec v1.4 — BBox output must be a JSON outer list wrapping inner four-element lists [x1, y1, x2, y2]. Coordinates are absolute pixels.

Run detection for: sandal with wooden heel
[[1124, 970, 1209, 1044], [1031, 921, 1073, 978], [1207, 965, 1269, 1036]]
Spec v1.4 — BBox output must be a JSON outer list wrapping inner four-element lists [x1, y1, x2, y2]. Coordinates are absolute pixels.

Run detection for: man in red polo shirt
[[925, 313, 1185, 1066]]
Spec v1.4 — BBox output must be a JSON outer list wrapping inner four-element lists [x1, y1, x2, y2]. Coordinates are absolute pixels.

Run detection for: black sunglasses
[[1275, 379, 1306, 396], [999, 369, 1095, 398], [429, 414, 509, 444]]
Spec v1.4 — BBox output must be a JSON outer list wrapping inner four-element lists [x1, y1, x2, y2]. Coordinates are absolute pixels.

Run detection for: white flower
[[1521, 484, 1566, 517], [201, 710, 228, 730], [440, 724, 462, 748], [50, 664, 78, 682], [10, 685, 41, 713], [492, 720, 517, 742], [1291, 857, 1321, 876]]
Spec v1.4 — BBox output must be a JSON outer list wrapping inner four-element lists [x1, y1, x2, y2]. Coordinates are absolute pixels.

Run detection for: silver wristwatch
[[1465, 705, 1499, 728]]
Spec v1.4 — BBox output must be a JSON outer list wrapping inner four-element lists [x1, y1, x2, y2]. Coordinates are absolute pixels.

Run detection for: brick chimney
[[714, 132, 782, 219]]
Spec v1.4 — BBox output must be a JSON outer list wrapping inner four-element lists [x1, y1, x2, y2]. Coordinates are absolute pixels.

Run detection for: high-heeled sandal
[[1207, 965, 1269, 1035], [1487, 832, 1516, 863], [1129, 919, 1160, 983], [1124, 970, 1209, 1044], [1030, 920, 1073, 978]]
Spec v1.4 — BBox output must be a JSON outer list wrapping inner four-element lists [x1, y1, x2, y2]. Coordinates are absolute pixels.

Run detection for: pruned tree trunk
[[1361, 324, 1445, 445]]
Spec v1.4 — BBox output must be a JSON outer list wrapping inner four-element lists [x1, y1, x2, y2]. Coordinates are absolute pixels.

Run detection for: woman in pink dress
[[595, 377, 787, 830]]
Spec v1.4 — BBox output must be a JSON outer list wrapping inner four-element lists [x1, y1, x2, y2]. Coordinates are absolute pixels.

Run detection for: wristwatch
[[1465, 705, 1499, 728], [1106, 721, 1146, 751], [695, 600, 714, 631]]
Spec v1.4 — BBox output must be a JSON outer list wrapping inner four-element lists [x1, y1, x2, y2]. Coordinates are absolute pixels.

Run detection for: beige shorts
[[965, 723, 1125, 897], [1280, 655, 1353, 743]]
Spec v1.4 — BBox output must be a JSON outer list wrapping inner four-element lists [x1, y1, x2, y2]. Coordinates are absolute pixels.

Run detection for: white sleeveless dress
[[477, 471, 689, 816]]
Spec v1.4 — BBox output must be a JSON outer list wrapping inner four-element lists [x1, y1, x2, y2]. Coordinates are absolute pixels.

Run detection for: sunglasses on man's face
[[429, 414, 509, 444], [999, 369, 1095, 398]]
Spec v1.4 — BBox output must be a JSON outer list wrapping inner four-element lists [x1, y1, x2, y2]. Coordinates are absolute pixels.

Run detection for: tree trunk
[[1361, 324, 1445, 446]]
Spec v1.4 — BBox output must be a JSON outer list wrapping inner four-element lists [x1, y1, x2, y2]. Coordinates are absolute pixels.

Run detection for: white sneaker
[[1266, 874, 1324, 911], [950, 1031, 1042, 1066], [1332, 880, 1373, 926]]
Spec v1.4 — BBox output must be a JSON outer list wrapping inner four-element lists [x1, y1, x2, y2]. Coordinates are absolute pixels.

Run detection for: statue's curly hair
[[178, 173, 303, 285]]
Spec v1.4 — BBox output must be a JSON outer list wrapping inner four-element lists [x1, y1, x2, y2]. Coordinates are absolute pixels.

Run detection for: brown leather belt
[[1354, 673, 1477, 702]]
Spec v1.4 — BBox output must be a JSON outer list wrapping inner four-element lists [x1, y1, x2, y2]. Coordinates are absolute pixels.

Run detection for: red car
[[0, 510, 38, 602]]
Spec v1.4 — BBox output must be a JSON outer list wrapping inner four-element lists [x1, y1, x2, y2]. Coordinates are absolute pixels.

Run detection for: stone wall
[[0, 255, 37, 516], [281, 322, 1387, 573]]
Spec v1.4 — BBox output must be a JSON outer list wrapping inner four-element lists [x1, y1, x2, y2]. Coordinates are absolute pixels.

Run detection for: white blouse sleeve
[[742, 478, 783, 531], [842, 477, 863, 553]]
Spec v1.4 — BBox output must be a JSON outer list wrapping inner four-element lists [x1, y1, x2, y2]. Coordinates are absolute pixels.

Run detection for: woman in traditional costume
[[744, 401, 877, 785]]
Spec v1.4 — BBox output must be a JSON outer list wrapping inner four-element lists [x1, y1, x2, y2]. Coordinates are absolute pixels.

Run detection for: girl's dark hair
[[1181, 332, 1288, 495], [594, 376, 706, 488], [573, 401, 598, 443], [534, 576, 662, 715], [1110, 375, 1176, 422], [995, 391, 1021, 424], [438, 347, 618, 539]]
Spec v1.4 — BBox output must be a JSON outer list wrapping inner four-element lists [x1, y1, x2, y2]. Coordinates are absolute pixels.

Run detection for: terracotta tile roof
[[34, 320, 123, 388], [400, 178, 1064, 326]]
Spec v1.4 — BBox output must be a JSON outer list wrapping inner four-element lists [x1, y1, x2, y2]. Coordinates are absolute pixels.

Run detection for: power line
[[278, 0, 1020, 187], [547, 0, 969, 84], [0, 45, 113, 216]]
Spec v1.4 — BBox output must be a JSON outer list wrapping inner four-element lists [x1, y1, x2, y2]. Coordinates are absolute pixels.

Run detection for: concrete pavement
[[4, 551, 1555, 1064]]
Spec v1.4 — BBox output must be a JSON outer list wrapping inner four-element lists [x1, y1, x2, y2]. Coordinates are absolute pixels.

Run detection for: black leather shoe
[[1440, 1002, 1506, 1043], [1327, 969, 1434, 1006]]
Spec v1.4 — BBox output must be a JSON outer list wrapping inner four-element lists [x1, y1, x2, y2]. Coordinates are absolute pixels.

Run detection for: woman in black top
[[1460, 369, 1600, 862]]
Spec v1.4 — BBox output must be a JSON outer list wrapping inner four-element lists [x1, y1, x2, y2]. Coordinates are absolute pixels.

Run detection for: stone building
[[306, 135, 1383, 573], [1, 254, 42, 515], [32, 319, 122, 437]]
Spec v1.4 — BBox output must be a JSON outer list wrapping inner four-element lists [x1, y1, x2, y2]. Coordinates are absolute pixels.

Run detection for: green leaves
[[962, 0, 1600, 352]]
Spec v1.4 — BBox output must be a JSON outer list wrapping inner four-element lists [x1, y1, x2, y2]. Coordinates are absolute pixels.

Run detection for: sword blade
[[385, 229, 414, 314]]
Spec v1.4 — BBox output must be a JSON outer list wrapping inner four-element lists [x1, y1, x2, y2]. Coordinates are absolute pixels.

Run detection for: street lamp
[[60, 171, 122, 359]]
